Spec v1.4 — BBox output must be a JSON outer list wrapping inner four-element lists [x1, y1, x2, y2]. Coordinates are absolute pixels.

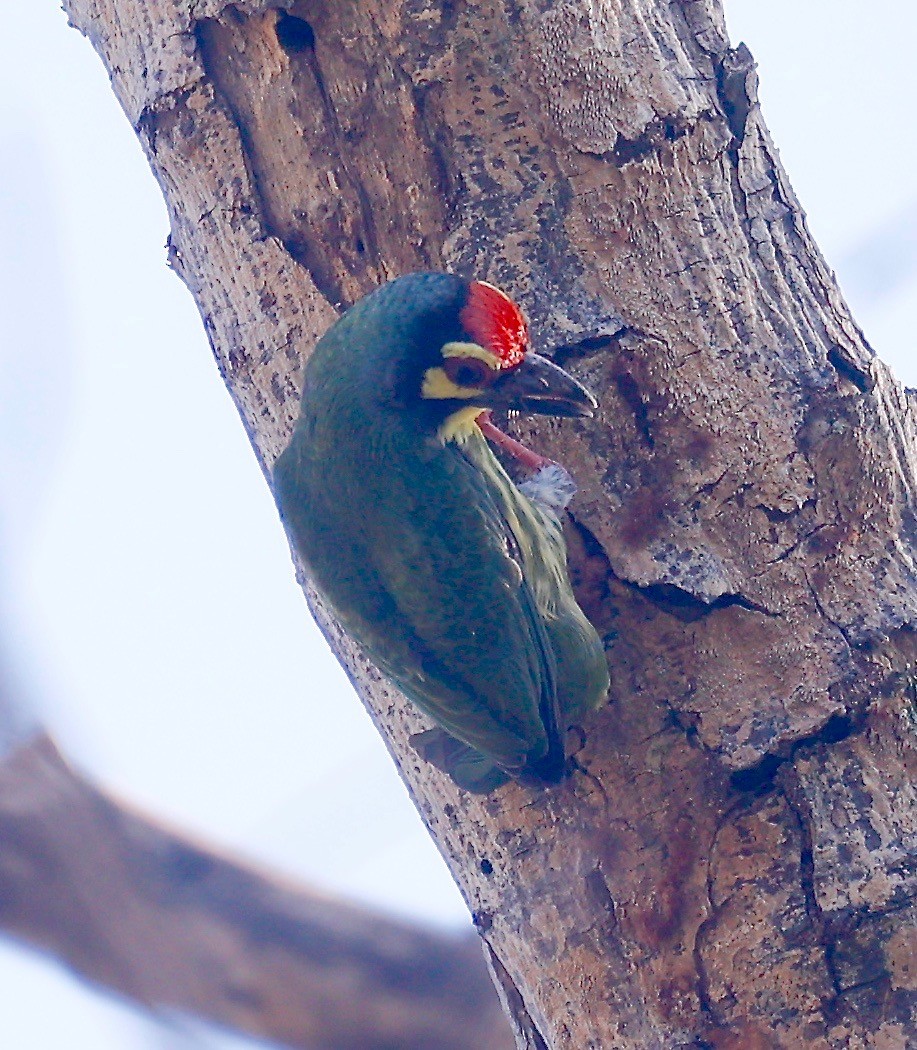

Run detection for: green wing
[[462, 435, 610, 726], [274, 427, 564, 775]]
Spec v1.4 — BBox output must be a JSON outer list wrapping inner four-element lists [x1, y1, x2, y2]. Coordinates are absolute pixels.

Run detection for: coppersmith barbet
[[274, 273, 609, 793]]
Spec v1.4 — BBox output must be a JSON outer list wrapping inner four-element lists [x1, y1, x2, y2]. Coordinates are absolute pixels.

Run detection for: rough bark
[[0, 732, 512, 1050], [63, 1, 917, 1046]]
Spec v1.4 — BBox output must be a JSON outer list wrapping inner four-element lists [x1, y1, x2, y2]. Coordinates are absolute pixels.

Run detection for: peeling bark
[[64, 0, 917, 1045]]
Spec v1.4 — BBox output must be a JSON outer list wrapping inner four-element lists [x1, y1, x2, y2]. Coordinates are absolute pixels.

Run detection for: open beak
[[485, 353, 598, 418]]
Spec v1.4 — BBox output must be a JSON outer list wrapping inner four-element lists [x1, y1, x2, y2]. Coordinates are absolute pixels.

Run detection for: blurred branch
[[0, 733, 512, 1050]]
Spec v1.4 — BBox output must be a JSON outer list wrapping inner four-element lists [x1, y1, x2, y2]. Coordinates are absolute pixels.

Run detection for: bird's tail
[[410, 728, 511, 794]]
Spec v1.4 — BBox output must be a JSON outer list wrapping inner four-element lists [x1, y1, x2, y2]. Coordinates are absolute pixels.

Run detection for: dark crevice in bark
[[728, 751, 783, 792], [692, 916, 719, 1025], [730, 713, 855, 792], [555, 323, 672, 364], [790, 797, 820, 923], [754, 497, 817, 524], [410, 82, 461, 223], [625, 581, 775, 623], [780, 784, 842, 1029], [568, 103, 711, 166], [610, 114, 695, 166], [693, 908, 719, 1023], [691, 469, 730, 505], [715, 43, 757, 144], [753, 520, 829, 574], [803, 569, 857, 652], [484, 945, 550, 1050], [549, 330, 625, 366], [827, 345, 874, 392], [775, 785, 905, 1034], [566, 510, 777, 660]]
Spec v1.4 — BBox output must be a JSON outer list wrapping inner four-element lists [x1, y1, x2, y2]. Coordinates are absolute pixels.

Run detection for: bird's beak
[[485, 353, 598, 418]]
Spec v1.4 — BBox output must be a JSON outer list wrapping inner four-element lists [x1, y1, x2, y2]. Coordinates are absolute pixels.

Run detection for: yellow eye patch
[[421, 342, 501, 401], [421, 367, 485, 401]]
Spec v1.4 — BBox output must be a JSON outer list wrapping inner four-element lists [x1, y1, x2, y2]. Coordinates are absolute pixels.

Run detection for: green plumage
[[274, 273, 608, 792]]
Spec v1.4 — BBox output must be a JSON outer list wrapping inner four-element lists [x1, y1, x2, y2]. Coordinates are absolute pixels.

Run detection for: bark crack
[[692, 796, 754, 1033], [780, 784, 841, 1021], [715, 43, 757, 145], [827, 345, 874, 392], [730, 712, 856, 792], [610, 113, 697, 166], [484, 943, 550, 1050], [753, 520, 830, 574], [803, 568, 857, 652], [550, 327, 628, 366], [621, 579, 776, 623]]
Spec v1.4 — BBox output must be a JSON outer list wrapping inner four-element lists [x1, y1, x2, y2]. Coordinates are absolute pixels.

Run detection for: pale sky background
[[0, 2, 915, 1047]]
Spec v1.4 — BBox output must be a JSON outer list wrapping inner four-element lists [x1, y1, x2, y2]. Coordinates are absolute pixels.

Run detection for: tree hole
[[276, 13, 316, 53]]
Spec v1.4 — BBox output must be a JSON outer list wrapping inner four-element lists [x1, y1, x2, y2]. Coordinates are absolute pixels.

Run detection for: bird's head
[[305, 272, 597, 442]]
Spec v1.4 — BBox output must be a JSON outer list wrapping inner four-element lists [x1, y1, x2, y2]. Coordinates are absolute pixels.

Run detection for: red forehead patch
[[459, 281, 528, 369]]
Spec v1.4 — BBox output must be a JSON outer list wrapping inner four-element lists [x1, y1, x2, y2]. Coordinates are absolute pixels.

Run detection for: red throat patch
[[459, 281, 528, 369]]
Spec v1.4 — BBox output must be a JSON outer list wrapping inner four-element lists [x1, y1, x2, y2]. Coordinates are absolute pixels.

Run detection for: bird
[[273, 272, 609, 793]]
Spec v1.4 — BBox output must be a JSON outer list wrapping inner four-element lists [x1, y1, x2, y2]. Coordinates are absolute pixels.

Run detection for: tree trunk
[[65, 1, 917, 1046]]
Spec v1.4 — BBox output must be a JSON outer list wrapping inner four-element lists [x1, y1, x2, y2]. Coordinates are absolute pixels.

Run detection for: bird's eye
[[443, 356, 494, 387]]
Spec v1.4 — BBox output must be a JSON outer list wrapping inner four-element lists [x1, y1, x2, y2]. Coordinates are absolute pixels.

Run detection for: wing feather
[[275, 427, 561, 772]]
